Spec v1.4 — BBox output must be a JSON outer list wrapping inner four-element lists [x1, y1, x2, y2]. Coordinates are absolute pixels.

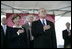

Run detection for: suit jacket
[[62, 29, 71, 47], [1, 26, 4, 48], [1, 25, 10, 48], [6, 27, 28, 48], [22, 23, 32, 40], [31, 20, 57, 48], [22, 23, 32, 48]]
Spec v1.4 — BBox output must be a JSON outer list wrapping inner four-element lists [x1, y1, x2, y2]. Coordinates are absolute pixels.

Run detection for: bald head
[[39, 8, 47, 19], [1, 17, 6, 25]]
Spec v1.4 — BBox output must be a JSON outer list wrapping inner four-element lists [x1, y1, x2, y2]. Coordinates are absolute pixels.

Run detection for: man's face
[[29, 17, 34, 22], [66, 23, 70, 29], [39, 8, 47, 18], [1, 17, 6, 25]]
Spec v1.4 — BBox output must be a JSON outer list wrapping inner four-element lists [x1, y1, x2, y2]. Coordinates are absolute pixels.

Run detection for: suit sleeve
[[1, 26, 4, 48], [6, 27, 27, 41], [50, 22, 57, 48], [62, 30, 69, 40], [31, 22, 38, 38], [19, 28, 27, 41], [6, 27, 19, 41]]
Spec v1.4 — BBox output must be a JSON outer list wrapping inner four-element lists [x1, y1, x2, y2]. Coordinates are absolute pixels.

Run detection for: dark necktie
[[29, 24, 32, 40], [42, 19, 45, 25]]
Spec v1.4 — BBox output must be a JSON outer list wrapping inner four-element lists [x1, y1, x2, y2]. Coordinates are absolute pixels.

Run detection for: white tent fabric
[[1, 1, 71, 16]]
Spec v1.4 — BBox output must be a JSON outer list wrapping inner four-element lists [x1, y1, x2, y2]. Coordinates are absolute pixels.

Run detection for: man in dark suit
[[1, 26, 4, 48], [22, 14, 34, 48], [1, 17, 8, 48], [31, 8, 57, 48], [1, 25, 11, 48], [62, 22, 71, 48]]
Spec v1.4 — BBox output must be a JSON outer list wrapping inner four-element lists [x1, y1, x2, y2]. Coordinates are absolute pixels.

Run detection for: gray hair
[[26, 15, 34, 21], [66, 22, 70, 25]]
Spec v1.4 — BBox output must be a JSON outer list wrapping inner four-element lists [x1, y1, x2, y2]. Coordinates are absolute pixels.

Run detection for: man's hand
[[17, 29, 24, 35], [43, 25, 51, 31]]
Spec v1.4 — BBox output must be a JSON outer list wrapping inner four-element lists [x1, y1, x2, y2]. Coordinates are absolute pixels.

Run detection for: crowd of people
[[1, 8, 71, 48]]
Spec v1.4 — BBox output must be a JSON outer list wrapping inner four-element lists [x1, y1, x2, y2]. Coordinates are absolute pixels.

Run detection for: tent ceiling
[[1, 1, 71, 16]]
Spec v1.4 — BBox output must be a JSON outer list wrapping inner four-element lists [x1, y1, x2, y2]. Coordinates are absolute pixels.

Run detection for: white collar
[[13, 25, 22, 28], [67, 29, 70, 31], [40, 18, 47, 25], [40, 18, 46, 21], [1, 23, 7, 27], [28, 22, 31, 26], [67, 28, 70, 30], [67, 29, 70, 32]]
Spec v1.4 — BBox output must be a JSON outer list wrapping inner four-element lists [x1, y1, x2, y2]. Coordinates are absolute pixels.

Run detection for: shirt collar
[[40, 18, 47, 25], [40, 18, 46, 22], [13, 25, 22, 28], [1, 23, 6, 27]]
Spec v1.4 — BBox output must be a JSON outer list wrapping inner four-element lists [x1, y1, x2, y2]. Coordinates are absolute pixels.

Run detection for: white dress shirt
[[28, 22, 31, 27], [28, 22, 34, 40], [1, 24, 7, 35], [40, 18, 47, 25], [67, 29, 70, 33]]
